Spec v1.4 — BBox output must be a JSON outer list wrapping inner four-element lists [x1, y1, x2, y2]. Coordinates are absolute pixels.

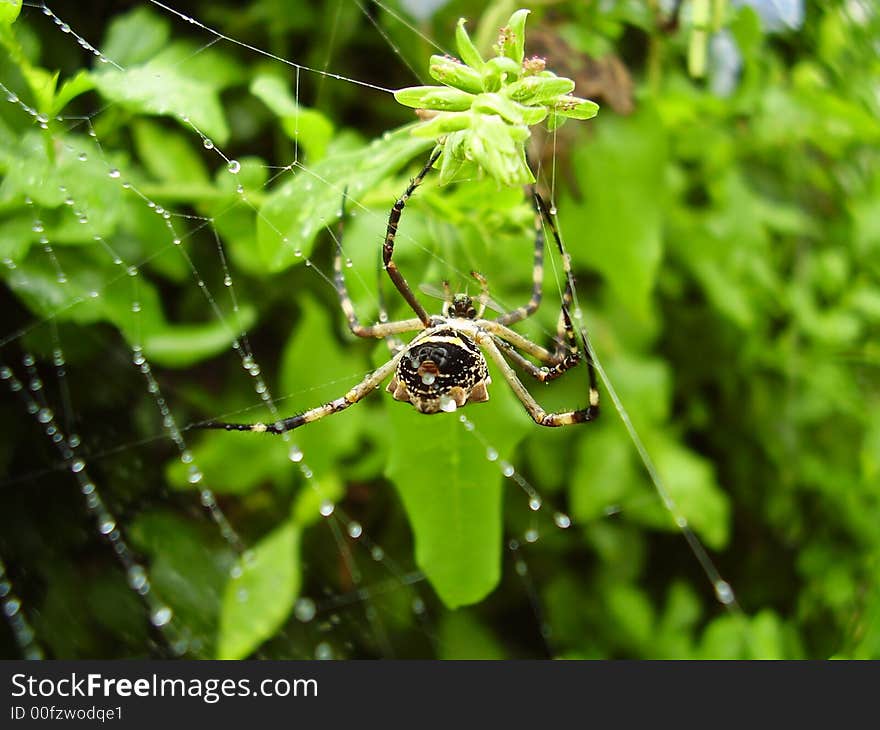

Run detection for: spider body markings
[[388, 323, 490, 414], [198, 148, 599, 435]]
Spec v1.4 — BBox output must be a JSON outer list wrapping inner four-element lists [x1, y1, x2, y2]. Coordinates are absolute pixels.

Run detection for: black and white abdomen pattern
[[387, 327, 490, 414]]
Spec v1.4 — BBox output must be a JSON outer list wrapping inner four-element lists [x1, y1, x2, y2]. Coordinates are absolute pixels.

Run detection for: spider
[[199, 149, 599, 435]]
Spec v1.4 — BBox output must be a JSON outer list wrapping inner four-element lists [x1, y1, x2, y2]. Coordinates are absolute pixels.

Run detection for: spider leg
[[477, 333, 598, 426], [382, 148, 442, 327], [333, 191, 424, 340], [478, 320, 557, 364], [494, 186, 544, 327], [375, 246, 406, 355], [533, 193, 601, 409], [196, 350, 407, 434], [471, 271, 490, 318], [492, 335, 580, 382], [533, 193, 579, 359]]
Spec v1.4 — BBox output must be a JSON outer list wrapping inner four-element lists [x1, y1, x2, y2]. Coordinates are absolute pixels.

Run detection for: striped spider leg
[[197, 151, 598, 433]]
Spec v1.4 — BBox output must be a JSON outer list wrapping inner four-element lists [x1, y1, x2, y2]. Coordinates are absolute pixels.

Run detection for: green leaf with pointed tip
[[386, 359, 530, 608], [51, 71, 95, 116], [455, 18, 484, 71], [501, 9, 530, 65], [217, 520, 301, 659], [428, 56, 483, 94], [553, 96, 600, 120], [507, 75, 575, 104], [395, 85, 474, 112], [256, 130, 430, 272]]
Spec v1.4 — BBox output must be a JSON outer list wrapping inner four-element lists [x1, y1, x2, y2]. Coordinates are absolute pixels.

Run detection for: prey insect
[[198, 149, 599, 435]]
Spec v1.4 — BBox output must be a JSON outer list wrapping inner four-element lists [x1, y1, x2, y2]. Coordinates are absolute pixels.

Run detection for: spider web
[[0, 0, 739, 660]]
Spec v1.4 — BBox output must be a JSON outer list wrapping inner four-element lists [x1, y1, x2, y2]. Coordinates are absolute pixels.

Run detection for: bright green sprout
[[394, 9, 599, 186]]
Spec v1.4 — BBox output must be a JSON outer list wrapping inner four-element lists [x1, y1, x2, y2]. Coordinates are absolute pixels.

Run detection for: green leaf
[[250, 74, 334, 161], [132, 119, 210, 185], [507, 75, 575, 104], [386, 359, 531, 608], [644, 436, 731, 550], [570, 425, 640, 523], [150, 42, 245, 90], [91, 61, 229, 145], [428, 55, 484, 94], [698, 611, 788, 659], [279, 296, 370, 479], [167, 429, 294, 495], [409, 111, 472, 138], [471, 92, 543, 125], [0, 132, 122, 236], [51, 70, 95, 116], [559, 107, 667, 319], [455, 18, 484, 71], [0, 0, 21, 26], [256, 129, 430, 272], [439, 610, 506, 659], [552, 96, 600, 121], [500, 9, 530, 66], [100, 7, 170, 67], [606, 583, 655, 648], [217, 520, 301, 659], [20, 65, 58, 114], [0, 216, 37, 261], [142, 303, 258, 368], [129, 511, 234, 658], [395, 84, 474, 112]]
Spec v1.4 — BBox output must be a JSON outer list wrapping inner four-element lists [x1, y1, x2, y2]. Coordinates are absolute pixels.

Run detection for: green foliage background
[[1, 0, 878, 659]]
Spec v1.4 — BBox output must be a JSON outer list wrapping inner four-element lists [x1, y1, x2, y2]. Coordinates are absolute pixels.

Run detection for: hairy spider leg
[[198, 349, 408, 434], [476, 332, 598, 426], [382, 148, 443, 327]]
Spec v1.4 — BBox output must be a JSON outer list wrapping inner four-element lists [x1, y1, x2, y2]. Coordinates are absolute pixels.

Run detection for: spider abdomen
[[387, 327, 490, 414]]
